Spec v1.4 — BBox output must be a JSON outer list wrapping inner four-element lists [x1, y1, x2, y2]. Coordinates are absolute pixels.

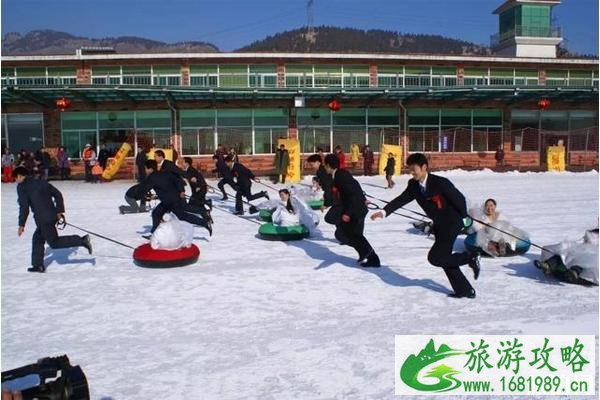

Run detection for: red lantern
[[55, 97, 72, 112], [328, 99, 341, 112], [538, 98, 551, 110]]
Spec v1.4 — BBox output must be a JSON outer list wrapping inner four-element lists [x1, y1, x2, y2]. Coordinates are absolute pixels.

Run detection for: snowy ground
[[1, 170, 598, 399]]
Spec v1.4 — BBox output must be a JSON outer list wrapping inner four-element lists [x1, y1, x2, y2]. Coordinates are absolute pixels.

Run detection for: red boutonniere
[[429, 194, 444, 209]]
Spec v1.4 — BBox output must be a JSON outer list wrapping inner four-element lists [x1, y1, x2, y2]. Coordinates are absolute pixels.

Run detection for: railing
[[491, 25, 562, 47]]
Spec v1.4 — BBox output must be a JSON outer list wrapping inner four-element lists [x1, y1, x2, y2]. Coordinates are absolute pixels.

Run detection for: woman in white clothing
[[272, 189, 319, 234], [470, 198, 529, 257]]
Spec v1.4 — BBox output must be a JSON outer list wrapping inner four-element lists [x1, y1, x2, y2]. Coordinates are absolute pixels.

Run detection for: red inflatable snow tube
[[133, 243, 200, 268]]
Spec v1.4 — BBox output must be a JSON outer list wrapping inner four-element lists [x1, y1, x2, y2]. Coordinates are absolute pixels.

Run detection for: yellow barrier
[[378, 144, 402, 175], [547, 146, 566, 172], [277, 138, 301, 183], [102, 143, 132, 180], [147, 148, 173, 161]]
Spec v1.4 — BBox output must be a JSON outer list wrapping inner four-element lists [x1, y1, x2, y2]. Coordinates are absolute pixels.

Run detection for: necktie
[[420, 185, 426, 195]]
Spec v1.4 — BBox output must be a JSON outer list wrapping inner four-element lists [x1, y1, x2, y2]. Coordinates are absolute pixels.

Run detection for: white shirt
[[419, 173, 429, 193]]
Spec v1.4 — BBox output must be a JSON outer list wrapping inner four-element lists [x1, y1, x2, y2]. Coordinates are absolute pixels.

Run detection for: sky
[[1, 0, 598, 55]]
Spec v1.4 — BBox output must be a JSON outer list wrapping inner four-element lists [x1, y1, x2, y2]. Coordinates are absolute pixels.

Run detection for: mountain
[[236, 26, 492, 56], [1, 30, 219, 55]]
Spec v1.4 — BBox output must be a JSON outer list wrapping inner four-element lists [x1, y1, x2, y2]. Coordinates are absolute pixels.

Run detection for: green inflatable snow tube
[[258, 223, 310, 241], [307, 199, 324, 210], [464, 233, 530, 257], [259, 209, 273, 222]]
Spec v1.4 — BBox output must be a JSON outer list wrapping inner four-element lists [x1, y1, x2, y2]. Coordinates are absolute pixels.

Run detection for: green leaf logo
[[400, 339, 464, 392]]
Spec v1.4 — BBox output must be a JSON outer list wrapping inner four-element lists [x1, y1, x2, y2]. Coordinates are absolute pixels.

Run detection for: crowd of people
[[2, 147, 71, 183]]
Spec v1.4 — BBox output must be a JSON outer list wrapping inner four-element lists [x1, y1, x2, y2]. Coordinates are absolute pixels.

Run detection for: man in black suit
[[323, 154, 381, 267], [182, 157, 212, 223], [306, 154, 334, 209], [213, 145, 235, 200], [119, 183, 148, 214], [135, 146, 148, 183], [225, 155, 268, 215], [138, 160, 211, 236], [371, 153, 480, 299], [14, 167, 92, 273]]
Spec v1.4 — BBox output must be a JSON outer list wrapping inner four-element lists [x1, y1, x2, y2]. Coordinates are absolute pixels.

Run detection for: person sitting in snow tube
[[466, 198, 530, 257], [133, 213, 199, 268], [535, 227, 599, 285], [258, 189, 319, 241], [289, 178, 324, 210]]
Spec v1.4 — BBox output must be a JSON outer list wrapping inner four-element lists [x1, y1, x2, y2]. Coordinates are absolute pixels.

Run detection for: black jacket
[[17, 177, 65, 227], [126, 183, 146, 200], [138, 170, 185, 206], [184, 166, 207, 191], [135, 151, 147, 168], [316, 165, 334, 207], [230, 162, 255, 191], [98, 149, 110, 165], [331, 169, 368, 220], [383, 173, 467, 226], [384, 158, 395, 175]]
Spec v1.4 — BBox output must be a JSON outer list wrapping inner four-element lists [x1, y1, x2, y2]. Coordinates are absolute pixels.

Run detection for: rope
[[64, 222, 135, 250]]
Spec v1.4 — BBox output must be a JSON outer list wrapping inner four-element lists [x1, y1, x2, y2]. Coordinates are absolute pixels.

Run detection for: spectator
[[495, 146, 505, 168], [82, 144, 96, 182], [98, 143, 110, 170], [135, 146, 148, 182], [362, 145, 374, 176], [273, 143, 289, 184], [56, 146, 70, 180], [316, 147, 325, 163], [2, 148, 15, 183], [41, 148, 51, 180], [384, 153, 396, 189], [334, 145, 346, 169], [350, 143, 360, 169]]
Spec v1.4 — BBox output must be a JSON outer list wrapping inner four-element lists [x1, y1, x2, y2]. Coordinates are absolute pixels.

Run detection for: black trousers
[[137, 165, 146, 183], [428, 221, 474, 295], [84, 163, 92, 182], [32, 222, 86, 268], [275, 172, 286, 184], [334, 216, 374, 259], [235, 186, 264, 212], [189, 187, 209, 219], [151, 201, 208, 233], [217, 177, 236, 199]]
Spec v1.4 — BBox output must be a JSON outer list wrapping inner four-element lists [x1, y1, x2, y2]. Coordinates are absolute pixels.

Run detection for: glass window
[[541, 111, 568, 131], [98, 111, 134, 130], [255, 127, 288, 154], [219, 65, 248, 87], [136, 110, 171, 129], [408, 109, 439, 126], [333, 108, 366, 126], [180, 110, 215, 128], [98, 129, 134, 157], [62, 130, 97, 158], [368, 108, 398, 126], [254, 109, 288, 126], [298, 108, 330, 127], [181, 128, 214, 155], [333, 127, 365, 153], [6, 114, 44, 152], [569, 111, 597, 130], [299, 127, 331, 153]]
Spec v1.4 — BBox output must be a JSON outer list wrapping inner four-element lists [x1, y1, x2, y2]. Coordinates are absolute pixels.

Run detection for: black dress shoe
[[28, 266, 46, 273], [447, 289, 476, 299], [262, 191, 270, 200], [233, 210, 244, 216], [206, 221, 213, 237], [468, 252, 481, 280], [361, 252, 381, 268], [249, 205, 259, 214], [221, 196, 228, 201], [82, 234, 93, 255]]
